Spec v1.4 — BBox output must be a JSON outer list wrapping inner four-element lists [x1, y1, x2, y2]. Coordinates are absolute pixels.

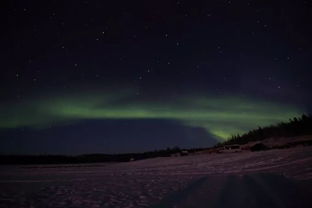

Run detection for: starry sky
[[1, 0, 312, 154]]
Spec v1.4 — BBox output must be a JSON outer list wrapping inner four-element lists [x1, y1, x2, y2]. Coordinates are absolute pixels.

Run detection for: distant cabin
[[220, 145, 241, 153], [180, 150, 189, 156], [171, 150, 189, 157]]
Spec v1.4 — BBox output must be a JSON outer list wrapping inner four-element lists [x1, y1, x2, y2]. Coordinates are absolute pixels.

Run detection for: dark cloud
[[0, 119, 218, 154]]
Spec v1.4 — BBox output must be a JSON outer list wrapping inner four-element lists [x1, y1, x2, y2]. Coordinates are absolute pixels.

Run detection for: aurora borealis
[[1, 0, 312, 154], [0, 90, 303, 139]]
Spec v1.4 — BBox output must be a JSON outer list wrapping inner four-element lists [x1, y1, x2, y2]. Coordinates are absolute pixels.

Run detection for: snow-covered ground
[[1, 146, 312, 208]]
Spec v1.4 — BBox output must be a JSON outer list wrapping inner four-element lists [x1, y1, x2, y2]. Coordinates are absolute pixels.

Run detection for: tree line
[[0, 147, 203, 165], [220, 114, 312, 146]]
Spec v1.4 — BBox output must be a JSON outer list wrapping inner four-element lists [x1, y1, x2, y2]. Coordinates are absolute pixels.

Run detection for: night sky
[[1, 0, 312, 154]]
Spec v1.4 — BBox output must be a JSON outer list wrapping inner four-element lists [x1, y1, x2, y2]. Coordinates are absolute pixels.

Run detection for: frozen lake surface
[[1, 146, 312, 208]]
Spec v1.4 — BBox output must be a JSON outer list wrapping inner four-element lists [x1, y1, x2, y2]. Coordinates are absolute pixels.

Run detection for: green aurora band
[[0, 91, 304, 140]]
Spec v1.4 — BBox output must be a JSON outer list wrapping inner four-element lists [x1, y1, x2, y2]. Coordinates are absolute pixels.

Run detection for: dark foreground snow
[[1, 146, 312, 208]]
